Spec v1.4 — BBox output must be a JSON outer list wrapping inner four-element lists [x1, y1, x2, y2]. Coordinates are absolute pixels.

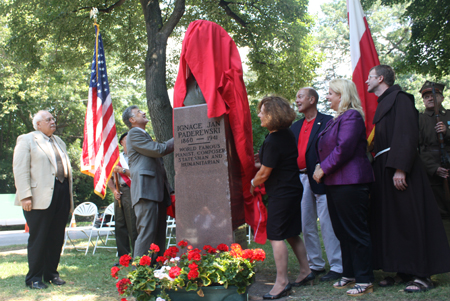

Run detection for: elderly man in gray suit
[[122, 105, 174, 259]]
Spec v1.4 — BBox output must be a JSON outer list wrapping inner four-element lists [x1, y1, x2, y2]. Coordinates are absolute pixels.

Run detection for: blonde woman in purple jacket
[[313, 79, 375, 297]]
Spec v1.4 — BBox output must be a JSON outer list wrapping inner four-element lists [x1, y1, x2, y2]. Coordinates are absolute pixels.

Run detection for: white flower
[[156, 298, 165, 301], [170, 257, 180, 262]]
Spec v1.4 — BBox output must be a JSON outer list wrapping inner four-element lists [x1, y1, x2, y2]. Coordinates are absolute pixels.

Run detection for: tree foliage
[[1, 0, 319, 184], [1, 0, 318, 206], [363, 0, 450, 77]]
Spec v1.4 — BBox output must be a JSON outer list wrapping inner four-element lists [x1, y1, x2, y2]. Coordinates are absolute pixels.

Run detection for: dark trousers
[[115, 185, 138, 257], [133, 191, 168, 260], [326, 184, 374, 283], [23, 179, 70, 284]]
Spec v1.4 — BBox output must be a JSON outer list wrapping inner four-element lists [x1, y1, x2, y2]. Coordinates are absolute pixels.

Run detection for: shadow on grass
[[0, 241, 121, 301]]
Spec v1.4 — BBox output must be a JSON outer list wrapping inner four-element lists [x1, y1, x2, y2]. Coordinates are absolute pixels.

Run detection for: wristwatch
[[122, 168, 126, 174]]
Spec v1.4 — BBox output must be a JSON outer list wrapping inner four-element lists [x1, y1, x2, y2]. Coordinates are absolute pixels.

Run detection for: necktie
[[49, 138, 65, 183]]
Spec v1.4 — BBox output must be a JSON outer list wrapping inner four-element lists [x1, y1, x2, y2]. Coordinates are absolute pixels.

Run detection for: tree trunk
[[141, 0, 185, 188]]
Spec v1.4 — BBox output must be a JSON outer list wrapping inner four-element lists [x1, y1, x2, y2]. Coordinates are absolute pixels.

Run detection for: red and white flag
[[347, 0, 380, 138], [81, 24, 120, 198]]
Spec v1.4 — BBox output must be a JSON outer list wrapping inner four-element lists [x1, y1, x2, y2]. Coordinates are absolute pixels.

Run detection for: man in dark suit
[[122, 105, 174, 259], [290, 88, 342, 282], [13, 110, 73, 289]]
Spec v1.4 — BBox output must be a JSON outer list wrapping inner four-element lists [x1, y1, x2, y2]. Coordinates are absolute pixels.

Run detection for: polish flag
[[347, 0, 380, 138]]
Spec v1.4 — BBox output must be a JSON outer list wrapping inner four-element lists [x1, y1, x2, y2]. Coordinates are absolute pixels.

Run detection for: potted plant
[[111, 241, 265, 301]]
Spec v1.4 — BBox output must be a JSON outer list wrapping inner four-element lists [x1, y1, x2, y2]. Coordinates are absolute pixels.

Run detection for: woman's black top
[[259, 129, 302, 198]]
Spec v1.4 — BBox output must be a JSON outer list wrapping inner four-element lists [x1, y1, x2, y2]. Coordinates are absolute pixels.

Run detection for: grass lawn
[[254, 238, 450, 300], [2, 235, 450, 300], [0, 240, 119, 301]]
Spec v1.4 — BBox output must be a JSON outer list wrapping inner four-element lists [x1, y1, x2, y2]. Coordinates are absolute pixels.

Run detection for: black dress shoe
[[291, 272, 315, 287], [311, 268, 326, 275], [26, 281, 48, 289], [263, 283, 292, 300], [45, 276, 66, 285], [320, 270, 342, 282]]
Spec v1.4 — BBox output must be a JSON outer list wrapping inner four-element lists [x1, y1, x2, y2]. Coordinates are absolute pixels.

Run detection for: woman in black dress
[[251, 96, 312, 300]]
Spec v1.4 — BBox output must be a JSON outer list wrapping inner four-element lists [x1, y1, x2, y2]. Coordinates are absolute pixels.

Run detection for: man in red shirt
[[290, 87, 342, 282]]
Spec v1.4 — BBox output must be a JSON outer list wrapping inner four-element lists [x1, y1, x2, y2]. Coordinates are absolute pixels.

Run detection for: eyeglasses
[[44, 117, 56, 123], [131, 110, 145, 117], [367, 75, 379, 81]]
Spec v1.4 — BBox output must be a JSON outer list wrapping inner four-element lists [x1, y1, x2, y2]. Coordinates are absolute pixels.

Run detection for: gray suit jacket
[[126, 127, 174, 206], [13, 131, 74, 211]]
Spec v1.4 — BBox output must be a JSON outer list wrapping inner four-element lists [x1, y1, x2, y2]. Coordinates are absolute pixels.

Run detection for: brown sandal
[[333, 277, 356, 289], [347, 284, 374, 296], [404, 278, 434, 293]]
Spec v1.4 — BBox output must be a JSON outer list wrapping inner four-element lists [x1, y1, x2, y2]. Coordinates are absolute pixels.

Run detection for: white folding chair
[[92, 202, 117, 254], [247, 224, 252, 244], [166, 216, 176, 248], [62, 202, 98, 255]]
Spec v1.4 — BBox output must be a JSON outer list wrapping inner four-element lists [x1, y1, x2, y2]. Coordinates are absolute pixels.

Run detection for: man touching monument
[[122, 105, 174, 259], [290, 87, 342, 282]]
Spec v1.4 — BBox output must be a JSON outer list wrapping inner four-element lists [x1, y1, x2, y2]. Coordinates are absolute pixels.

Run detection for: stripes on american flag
[[81, 24, 119, 199]]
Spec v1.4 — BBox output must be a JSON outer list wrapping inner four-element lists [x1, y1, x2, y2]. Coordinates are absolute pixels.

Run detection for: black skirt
[[267, 195, 302, 240]]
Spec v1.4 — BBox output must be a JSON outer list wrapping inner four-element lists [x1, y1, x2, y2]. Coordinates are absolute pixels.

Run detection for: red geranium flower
[[252, 248, 266, 262], [139, 255, 151, 266], [164, 246, 179, 258], [116, 278, 131, 295], [187, 245, 193, 250], [156, 256, 167, 264], [230, 244, 243, 258], [187, 249, 202, 261], [121, 298, 127, 301], [217, 243, 229, 252], [203, 245, 212, 251], [169, 266, 182, 278], [111, 266, 120, 279], [178, 240, 188, 247], [150, 243, 160, 253], [188, 269, 199, 280], [207, 247, 217, 254], [188, 262, 198, 270], [119, 254, 133, 267], [242, 249, 254, 261]]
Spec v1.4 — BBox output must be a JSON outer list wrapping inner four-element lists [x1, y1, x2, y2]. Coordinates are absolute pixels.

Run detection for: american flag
[[81, 24, 119, 199]]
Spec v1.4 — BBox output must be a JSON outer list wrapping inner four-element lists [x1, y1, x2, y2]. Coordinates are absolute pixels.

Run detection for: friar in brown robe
[[367, 65, 450, 290]]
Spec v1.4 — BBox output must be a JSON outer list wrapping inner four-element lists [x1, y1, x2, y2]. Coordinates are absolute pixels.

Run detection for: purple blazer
[[316, 109, 374, 186]]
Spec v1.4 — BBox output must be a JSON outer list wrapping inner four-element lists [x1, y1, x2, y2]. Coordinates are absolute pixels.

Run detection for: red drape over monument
[[173, 20, 267, 244]]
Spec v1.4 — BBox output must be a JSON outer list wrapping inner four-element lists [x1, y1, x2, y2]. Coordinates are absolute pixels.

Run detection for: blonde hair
[[329, 79, 365, 120]]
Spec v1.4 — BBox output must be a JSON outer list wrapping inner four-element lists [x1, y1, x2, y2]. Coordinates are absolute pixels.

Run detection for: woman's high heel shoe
[[263, 283, 292, 300], [291, 272, 315, 287]]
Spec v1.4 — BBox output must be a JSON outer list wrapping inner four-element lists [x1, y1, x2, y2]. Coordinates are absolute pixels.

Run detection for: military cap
[[420, 80, 445, 96], [119, 131, 128, 144]]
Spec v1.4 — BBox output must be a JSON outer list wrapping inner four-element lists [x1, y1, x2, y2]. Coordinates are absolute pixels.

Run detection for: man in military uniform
[[418, 81, 450, 220]]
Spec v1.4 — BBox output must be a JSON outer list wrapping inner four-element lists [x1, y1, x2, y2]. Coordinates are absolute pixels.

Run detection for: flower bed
[[112, 241, 265, 301]]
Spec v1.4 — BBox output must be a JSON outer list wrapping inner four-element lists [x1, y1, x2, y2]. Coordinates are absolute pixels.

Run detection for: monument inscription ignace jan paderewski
[[174, 104, 245, 249]]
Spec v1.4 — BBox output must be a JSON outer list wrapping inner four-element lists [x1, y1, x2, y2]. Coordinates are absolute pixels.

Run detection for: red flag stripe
[[347, 0, 380, 138]]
